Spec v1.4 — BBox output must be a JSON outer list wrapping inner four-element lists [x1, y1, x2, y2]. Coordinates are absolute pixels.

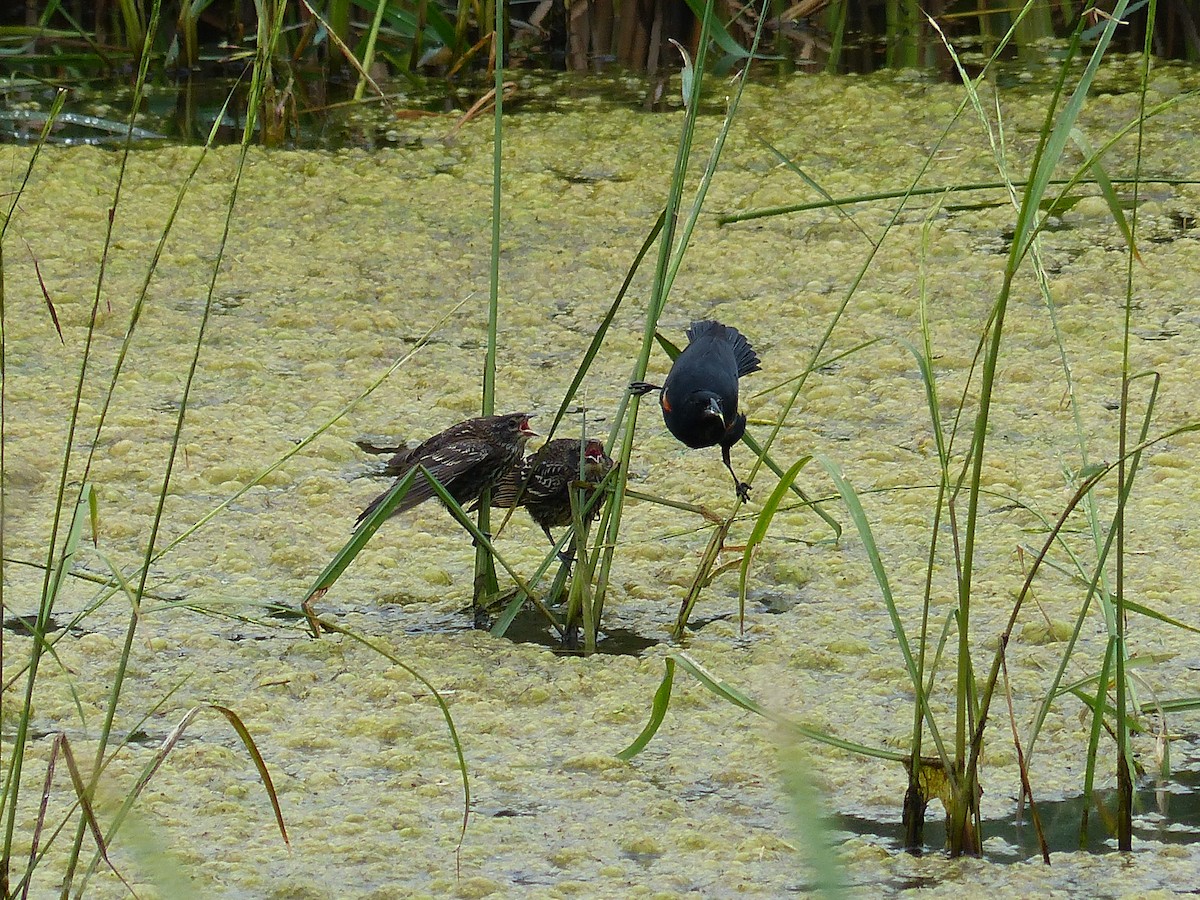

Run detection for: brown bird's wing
[[523, 458, 572, 503], [489, 458, 534, 509], [358, 439, 496, 524], [404, 439, 502, 507]]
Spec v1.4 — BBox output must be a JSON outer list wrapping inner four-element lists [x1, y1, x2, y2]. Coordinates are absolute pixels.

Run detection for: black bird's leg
[[629, 381, 662, 396], [722, 413, 751, 502], [722, 443, 751, 503]]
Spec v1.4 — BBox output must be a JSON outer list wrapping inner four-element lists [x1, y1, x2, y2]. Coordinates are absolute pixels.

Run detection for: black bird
[[489, 437, 614, 548], [356, 413, 537, 526], [630, 319, 760, 502]]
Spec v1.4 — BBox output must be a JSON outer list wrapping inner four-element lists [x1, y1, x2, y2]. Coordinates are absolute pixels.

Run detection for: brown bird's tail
[[355, 477, 426, 526]]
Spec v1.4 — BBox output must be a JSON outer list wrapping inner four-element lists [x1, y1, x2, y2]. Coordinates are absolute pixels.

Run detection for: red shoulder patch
[[660, 393, 672, 413]]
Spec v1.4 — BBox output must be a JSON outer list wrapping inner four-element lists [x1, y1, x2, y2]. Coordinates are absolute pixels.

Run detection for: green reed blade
[[545, 209, 664, 445], [738, 456, 811, 626], [301, 467, 419, 618], [616, 658, 676, 760], [815, 454, 951, 769], [673, 653, 909, 761], [1068, 127, 1139, 260]]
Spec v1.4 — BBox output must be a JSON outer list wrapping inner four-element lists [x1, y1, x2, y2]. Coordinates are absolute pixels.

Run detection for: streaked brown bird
[[356, 412, 537, 526], [631, 319, 760, 502], [488, 437, 614, 548]]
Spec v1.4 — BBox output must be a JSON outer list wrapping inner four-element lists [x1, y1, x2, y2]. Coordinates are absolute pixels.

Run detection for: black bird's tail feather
[[686, 319, 761, 378]]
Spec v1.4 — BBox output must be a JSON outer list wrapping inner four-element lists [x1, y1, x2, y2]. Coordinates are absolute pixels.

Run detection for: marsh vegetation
[[0, 0, 1199, 896]]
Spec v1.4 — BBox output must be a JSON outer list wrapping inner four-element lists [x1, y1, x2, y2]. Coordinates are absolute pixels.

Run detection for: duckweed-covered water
[[3, 66, 1200, 896]]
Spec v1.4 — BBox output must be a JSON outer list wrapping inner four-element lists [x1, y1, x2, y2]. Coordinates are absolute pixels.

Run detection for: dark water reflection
[[839, 763, 1200, 858]]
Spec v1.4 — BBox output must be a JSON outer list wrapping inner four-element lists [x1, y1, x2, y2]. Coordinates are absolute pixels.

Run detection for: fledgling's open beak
[[519, 416, 539, 438], [584, 441, 607, 466]]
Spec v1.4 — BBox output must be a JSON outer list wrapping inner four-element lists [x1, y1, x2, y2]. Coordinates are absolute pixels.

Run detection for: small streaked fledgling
[[489, 437, 614, 549], [356, 412, 537, 526], [631, 319, 761, 501]]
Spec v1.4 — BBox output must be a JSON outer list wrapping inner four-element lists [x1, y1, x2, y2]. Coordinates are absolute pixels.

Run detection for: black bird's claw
[[629, 381, 660, 396], [736, 481, 751, 503]]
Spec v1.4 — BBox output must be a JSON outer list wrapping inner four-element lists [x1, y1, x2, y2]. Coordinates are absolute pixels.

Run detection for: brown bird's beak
[[519, 416, 538, 438]]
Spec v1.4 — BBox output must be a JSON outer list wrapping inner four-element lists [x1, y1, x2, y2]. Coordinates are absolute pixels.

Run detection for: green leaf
[[617, 657, 676, 760], [48, 484, 96, 608], [668, 39, 694, 109], [1069, 127, 1140, 262], [302, 465, 419, 606], [208, 704, 290, 847]]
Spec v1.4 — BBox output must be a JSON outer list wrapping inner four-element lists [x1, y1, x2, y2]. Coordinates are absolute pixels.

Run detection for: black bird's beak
[[706, 396, 723, 419]]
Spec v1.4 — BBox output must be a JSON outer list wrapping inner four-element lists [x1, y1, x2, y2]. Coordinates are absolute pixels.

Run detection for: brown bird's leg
[[562, 622, 582, 652], [722, 444, 751, 502], [629, 381, 662, 396], [544, 525, 575, 564]]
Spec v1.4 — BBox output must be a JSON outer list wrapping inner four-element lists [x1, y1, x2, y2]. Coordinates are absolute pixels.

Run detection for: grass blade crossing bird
[[631, 319, 760, 501], [356, 413, 537, 526], [487, 437, 614, 550]]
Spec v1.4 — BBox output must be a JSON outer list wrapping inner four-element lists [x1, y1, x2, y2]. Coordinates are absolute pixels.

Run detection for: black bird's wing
[[665, 331, 740, 407]]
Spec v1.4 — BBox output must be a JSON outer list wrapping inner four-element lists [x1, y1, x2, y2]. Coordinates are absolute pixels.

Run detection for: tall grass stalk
[[0, 0, 166, 884], [0, 91, 67, 890], [901, 199, 954, 848], [113, 0, 146, 53], [592, 0, 718, 650], [1111, 0, 1160, 850], [946, 2, 1134, 855], [352, 0, 391, 100], [594, 0, 778, 648], [718, 173, 1200, 226], [61, 2, 289, 891], [471, 0, 508, 610]]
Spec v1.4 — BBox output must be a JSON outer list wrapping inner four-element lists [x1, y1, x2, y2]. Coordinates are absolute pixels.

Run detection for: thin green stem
[[1114, 0, 1159, 850], [594, 0, 717, 642]]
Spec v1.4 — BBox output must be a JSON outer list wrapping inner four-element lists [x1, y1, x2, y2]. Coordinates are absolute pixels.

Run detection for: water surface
[[3, 67, 1200, 896]]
